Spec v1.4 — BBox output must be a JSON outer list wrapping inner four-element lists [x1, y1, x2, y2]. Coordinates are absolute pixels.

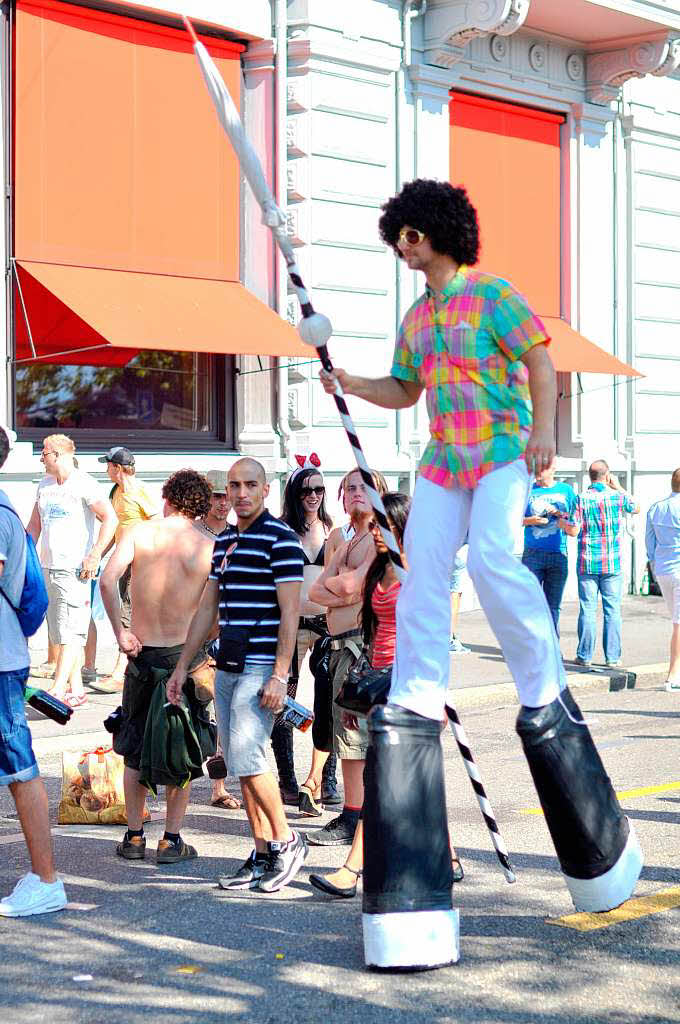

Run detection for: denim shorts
[[0, 667, 39, 786], [214, 665, 275, 778]]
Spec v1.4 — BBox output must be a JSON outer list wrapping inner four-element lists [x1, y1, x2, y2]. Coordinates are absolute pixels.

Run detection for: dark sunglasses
[[398, 227, 425, 246], [300, 485, 325, 498]]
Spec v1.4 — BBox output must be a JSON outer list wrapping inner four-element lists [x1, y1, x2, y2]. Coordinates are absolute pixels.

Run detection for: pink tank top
[[370, 580, 400, 668]]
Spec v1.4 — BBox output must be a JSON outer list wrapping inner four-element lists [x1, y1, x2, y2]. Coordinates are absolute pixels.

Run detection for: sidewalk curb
[[449, 663, 668, 711], [33, 730, 112, 757], [30, 666, 669, 754]]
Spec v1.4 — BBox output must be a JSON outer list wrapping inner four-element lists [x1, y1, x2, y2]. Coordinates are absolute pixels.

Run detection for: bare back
[[129, 517, 215, 646]]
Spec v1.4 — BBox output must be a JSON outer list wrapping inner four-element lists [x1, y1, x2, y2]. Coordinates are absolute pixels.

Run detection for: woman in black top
[[273, 463, 339, 808]]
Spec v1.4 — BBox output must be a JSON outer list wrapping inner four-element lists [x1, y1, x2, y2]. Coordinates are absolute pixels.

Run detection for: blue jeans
[[0, 667, 39, 786], [577, 572, 622, 663], [521, 549, 569, 635]]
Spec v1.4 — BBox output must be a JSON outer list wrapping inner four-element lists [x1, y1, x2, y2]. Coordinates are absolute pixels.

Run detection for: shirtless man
[[307, 468, 387, 846], [100, 469, 215, 864]]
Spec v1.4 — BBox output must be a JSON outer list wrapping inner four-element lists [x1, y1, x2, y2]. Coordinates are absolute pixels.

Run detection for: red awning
[[14, 261, 313, 366]]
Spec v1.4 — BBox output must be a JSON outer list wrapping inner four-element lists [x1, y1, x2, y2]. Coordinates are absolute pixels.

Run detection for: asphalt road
[[1, 673, 679, 1024]]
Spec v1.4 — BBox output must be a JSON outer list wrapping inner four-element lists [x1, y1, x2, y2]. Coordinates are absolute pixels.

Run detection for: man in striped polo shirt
[[167, 458, 307, 893]]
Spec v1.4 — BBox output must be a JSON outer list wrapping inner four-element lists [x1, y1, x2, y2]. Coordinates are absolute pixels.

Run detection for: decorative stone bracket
[[423, 0, 529, 69], [586, 36, 680, 105]]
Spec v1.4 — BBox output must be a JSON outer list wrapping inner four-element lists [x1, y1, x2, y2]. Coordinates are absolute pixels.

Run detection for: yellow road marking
[[522, 780, 680, 815], [546, 886, 680, 931]]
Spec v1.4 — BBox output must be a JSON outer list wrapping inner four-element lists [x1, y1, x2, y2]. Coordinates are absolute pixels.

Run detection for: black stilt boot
[[362, 704, 459, 970], [516, 688, 642, 912], [321, 750, 341, 806], [271, 719, 298, 806]]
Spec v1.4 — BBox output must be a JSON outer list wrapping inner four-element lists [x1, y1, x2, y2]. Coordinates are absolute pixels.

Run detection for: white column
[[402, 65, 453, 467], [239, 41, 280, 467], [571, 102, 618, 466]]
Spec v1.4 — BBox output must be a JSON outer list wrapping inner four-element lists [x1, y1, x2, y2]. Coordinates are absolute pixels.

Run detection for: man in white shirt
[[27, 434, 116, 707], [646, 467, 680, 690]]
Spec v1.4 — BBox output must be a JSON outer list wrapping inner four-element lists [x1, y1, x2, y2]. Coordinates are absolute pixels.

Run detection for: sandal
[[451, 856, 464, 884], [298, 781, 323, 817], [211, 793, 241, 810], [64, 693, 89, 710]]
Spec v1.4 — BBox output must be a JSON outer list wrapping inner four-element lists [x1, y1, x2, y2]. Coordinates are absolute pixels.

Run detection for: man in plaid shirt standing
[[575, 460, 639, 667], [321, 180, 642, 967]]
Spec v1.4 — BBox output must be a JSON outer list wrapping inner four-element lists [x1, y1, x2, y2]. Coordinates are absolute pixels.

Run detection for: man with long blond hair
[[27, 434, 116, 707]]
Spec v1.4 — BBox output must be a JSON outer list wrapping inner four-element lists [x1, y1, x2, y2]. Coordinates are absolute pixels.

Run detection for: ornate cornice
[[423, 0, 529, 69], [242, 39, 276, 73], [586, 36, 680, 105]]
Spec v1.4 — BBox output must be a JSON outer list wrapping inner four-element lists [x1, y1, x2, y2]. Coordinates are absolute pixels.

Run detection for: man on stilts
[[321, 178, 642, 970]]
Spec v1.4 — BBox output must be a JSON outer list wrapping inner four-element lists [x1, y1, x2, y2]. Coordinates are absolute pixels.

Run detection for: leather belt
[[330, 630, 362, 651]]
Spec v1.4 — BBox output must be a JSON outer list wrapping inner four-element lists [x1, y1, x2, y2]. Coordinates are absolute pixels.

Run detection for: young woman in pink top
[[309, 492, 464, 897]]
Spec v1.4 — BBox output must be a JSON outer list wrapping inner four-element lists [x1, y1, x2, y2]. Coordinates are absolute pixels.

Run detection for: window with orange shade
[[12, 0, 243, 443], [449, 92, 565, 318]]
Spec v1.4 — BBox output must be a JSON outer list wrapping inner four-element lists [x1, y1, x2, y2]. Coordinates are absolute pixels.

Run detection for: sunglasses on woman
[[300, 485, 325, 498], [398, 227, 425, 247]]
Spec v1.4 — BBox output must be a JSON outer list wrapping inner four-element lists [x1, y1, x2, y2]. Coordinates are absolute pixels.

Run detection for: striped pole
[[184, 18, 514, 882], [182, 16, 405, 580], [446, 704, 516, 883]]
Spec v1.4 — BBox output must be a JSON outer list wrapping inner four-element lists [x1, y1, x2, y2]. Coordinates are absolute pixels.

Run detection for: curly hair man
[[321, 178, 641, 960], [100, 468, 216, 865]]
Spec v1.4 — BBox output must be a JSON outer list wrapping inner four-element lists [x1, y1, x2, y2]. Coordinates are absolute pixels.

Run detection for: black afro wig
[[378, 178, 480, 267]]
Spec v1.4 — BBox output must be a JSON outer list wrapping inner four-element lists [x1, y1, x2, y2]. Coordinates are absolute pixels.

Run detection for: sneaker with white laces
[[449, 636, 471, 654], [0, 873, 67, 917], [218, 850, 268, 890], [666, 677, 680, 692], [258, 830, 308, 893]]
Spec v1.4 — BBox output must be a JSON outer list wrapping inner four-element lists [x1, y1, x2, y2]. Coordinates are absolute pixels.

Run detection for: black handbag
[[215, 625, 250, 674], [334, 649, 392, 716]]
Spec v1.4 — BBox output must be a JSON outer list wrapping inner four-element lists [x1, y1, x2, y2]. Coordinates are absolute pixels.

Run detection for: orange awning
[[542, 317, 642, 377], [14, 261, 312, 364]]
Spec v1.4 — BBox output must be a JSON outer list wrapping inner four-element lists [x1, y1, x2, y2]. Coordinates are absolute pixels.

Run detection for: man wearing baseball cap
[[92, 447, 160, 692], [203, 469, 231, 537]]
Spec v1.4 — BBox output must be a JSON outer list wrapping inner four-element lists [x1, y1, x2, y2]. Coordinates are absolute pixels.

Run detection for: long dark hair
[[361, 492, 410, 646], [281, 467, 333, 537]]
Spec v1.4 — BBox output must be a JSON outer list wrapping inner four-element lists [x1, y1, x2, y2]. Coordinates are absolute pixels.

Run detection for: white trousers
[[391, 461, 566, 720]]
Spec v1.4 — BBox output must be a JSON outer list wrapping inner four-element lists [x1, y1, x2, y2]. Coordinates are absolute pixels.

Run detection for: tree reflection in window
[[15, 350, 214, 433]]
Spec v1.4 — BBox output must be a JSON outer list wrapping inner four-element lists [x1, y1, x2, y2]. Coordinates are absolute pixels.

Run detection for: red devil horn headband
[[290, 453, 322, 481]]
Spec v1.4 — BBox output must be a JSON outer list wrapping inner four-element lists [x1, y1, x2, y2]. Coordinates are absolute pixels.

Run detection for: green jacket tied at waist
[[137, 666, 216, 795]]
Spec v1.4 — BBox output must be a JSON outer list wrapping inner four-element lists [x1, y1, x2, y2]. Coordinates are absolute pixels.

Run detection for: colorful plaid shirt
[[575, 483, 637, 575], [390, 267, 550, 489]]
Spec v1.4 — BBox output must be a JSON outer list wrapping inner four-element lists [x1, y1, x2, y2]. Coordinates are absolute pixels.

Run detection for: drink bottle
[[257, 688, 314, 731], [25, 686, 73, 726], [280, 695, 314, 732]]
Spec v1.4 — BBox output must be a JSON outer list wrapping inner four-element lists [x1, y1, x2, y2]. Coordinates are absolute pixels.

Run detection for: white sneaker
[[449, 636, 471, 654], [258, 830, 308, 893], [0, 873, 67, 917], [666, 677, 680, 692]]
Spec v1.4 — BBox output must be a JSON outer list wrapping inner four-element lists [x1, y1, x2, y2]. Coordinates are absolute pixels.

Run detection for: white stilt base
[[565, 821, 643, 913], [362, 909, 460, 970]]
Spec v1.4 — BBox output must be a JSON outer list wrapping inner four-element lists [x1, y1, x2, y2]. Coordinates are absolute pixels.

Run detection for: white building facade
[[1, 0, 679, 595]]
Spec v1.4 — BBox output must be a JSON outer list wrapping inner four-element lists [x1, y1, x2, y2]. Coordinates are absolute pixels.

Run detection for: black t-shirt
[[209, 509, 304, 666]]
